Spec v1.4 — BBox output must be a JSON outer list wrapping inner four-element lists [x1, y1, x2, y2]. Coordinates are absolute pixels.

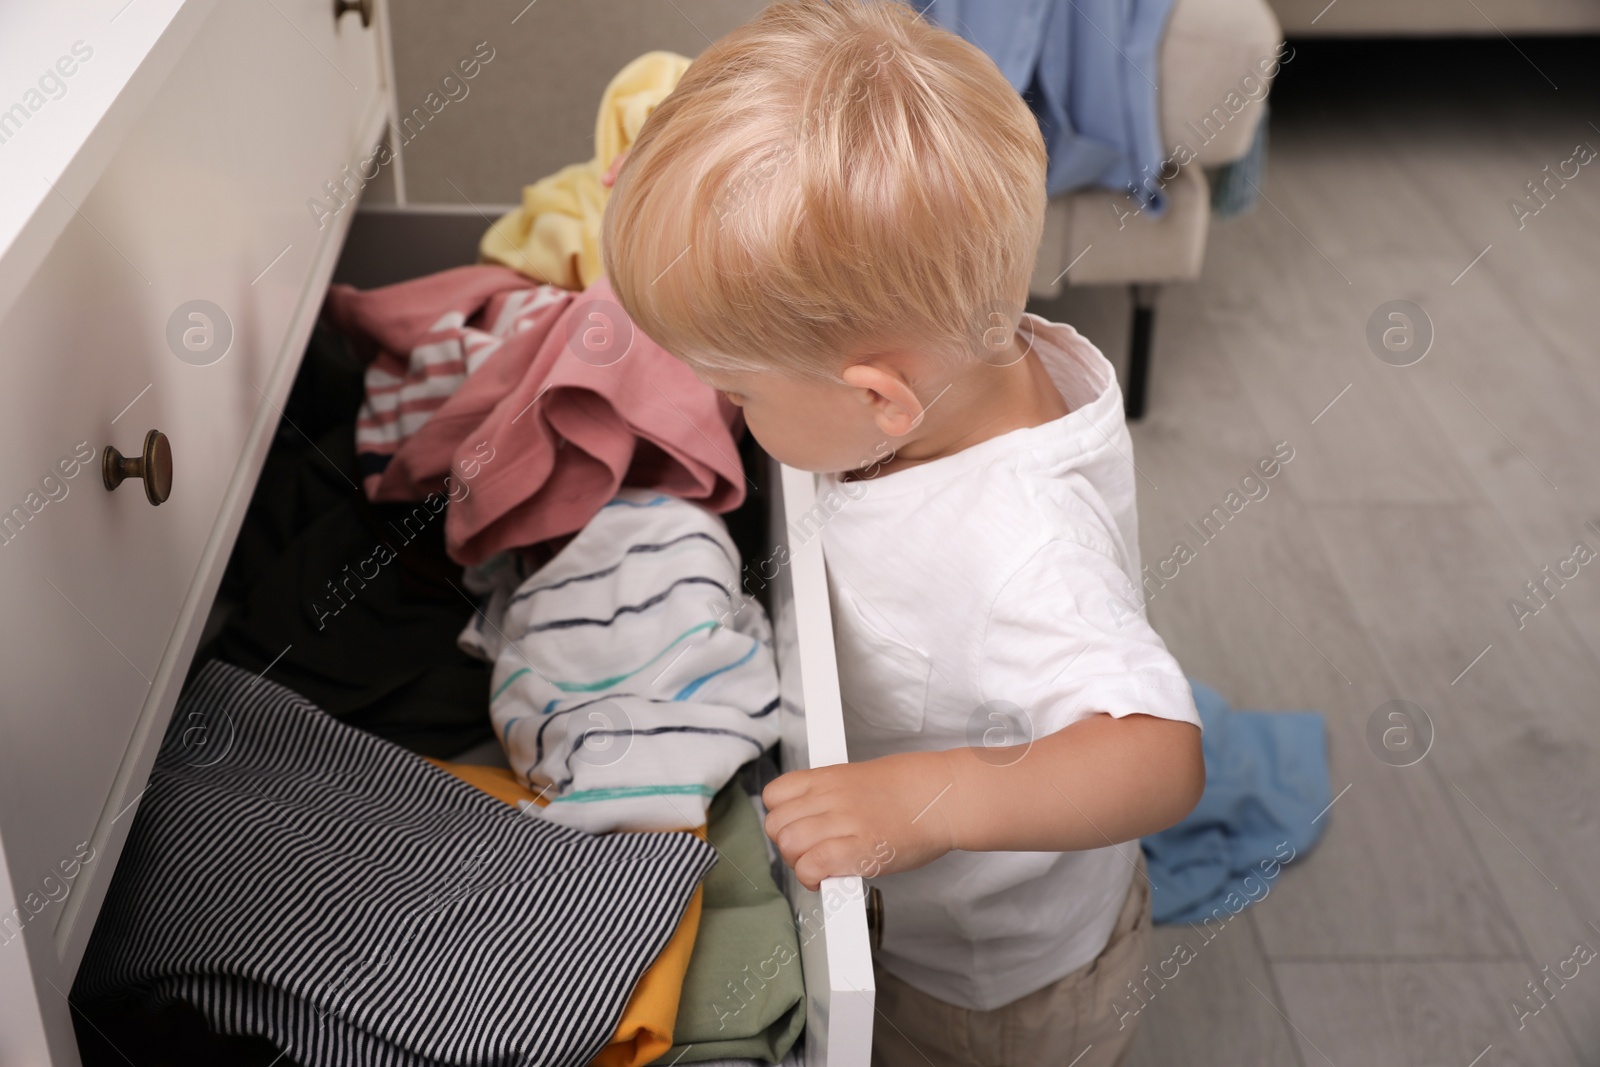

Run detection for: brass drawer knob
[[103, 430, 173, 506], [334, 0, 373, 27]]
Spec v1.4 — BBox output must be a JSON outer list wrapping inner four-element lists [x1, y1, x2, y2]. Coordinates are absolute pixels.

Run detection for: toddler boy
[[601, 2, 1204, 1063]]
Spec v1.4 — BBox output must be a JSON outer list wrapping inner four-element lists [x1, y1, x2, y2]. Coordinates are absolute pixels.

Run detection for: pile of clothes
[[329, 266, 745, 567], [76, 661, 721, 1067], [457, 488, 781, 834], [76, 52, 805, 1067]]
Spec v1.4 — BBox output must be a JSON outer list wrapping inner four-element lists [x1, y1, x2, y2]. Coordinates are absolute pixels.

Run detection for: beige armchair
[[1027, 0, 1284, 417], [1267, 0, 1600, 36]]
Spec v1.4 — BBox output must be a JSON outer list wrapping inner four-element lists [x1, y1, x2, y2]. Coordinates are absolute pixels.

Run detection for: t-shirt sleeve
[[979, 537, 1200, 735]]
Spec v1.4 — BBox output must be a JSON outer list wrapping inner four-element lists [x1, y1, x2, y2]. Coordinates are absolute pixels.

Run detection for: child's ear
[[840, 361, 924, 438]]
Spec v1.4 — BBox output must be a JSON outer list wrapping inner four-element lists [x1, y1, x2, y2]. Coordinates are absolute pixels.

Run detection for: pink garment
[[324, 266, 746, 566], [339, 266, 574, 500]]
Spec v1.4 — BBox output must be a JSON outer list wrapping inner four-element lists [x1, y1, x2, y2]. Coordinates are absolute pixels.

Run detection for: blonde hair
[[600, 0, 1047, 382]]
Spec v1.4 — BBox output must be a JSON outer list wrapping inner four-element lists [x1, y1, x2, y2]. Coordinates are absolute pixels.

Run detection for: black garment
[[74, 996, 296, 1067], [210, 324, 494, 758]]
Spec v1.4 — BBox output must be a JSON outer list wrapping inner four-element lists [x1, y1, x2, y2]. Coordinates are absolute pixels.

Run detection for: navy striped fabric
[[477, 490, 782, 834], [75, 660, 717, 1067]]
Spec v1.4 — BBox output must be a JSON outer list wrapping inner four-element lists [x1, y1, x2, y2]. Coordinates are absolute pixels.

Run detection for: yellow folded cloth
[[426, 758, 705, 1067], [479, 51, 692, 290]]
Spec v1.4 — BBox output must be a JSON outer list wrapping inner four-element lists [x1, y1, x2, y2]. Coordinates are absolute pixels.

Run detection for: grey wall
[[381, 0, 767, 207]]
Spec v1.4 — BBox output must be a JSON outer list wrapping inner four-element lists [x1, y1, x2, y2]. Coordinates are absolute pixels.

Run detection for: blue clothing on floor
[[1140, 679, 1330, 924], [919, 0, 1177, 214]]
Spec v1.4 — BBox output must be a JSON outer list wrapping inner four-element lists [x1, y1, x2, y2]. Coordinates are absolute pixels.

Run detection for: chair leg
[[1124, 284, 1159, 420]]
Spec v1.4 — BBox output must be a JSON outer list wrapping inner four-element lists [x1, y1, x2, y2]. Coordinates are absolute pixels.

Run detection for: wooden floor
[[1033, 40, 1600, 1067]]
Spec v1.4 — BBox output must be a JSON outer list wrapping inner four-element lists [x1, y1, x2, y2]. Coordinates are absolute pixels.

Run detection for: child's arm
[[762, 711, 1203, 891]]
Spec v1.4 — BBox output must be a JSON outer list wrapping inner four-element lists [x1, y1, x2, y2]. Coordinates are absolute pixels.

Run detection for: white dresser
[[0, 2, 873, 1063]]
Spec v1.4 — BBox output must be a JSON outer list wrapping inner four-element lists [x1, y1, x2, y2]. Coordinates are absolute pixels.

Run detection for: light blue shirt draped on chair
[[919, 0, 1178, 214]]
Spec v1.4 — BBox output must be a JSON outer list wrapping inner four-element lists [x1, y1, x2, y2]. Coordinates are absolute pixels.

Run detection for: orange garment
[[427, 759, 703, 1067], [430, 762, 550, 809]]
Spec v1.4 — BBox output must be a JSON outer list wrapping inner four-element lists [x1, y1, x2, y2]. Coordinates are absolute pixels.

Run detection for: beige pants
[[871, 854, 1152, 1067]]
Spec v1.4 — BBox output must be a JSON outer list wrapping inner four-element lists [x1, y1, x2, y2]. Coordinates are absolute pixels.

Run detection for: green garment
[[655, 781, 805, 1063]]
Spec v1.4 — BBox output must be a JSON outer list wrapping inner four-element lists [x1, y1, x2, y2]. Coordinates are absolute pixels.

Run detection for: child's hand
[[762, 749, 958, 891], [761, 714, 1205, 890]]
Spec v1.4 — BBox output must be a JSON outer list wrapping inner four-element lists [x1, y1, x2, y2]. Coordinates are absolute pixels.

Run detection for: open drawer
[[765, 459, 876, 1066]]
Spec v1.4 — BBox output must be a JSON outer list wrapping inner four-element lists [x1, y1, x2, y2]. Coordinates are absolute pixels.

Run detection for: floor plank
[[1125, 915, 1305, 1067], [1273, 961, 1584, 1067], [1307, 501, 1600, 1051]]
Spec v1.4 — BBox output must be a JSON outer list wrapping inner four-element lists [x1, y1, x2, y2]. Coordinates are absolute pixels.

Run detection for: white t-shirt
[[816, 314, 1200, 1011]]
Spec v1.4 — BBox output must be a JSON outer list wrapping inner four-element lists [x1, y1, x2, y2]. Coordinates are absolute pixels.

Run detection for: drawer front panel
[[0, 1, 384, 1062], [769, 459, 876, 1066]]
